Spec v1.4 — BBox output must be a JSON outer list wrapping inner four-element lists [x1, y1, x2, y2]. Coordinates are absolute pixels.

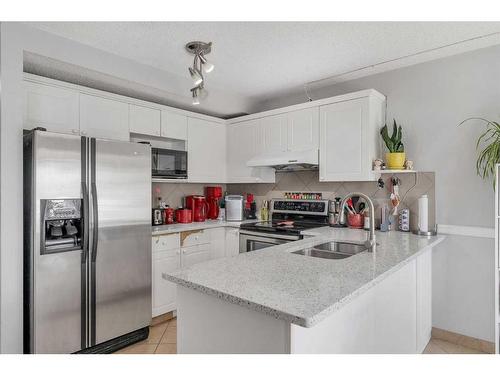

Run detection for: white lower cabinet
[[152, 249, 181, 317], [225, 228, 240, 257], [152, 227, 237, 317]]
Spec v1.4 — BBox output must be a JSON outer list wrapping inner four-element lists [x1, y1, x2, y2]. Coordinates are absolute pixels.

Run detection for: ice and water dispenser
[[40, 199, 83, 254]]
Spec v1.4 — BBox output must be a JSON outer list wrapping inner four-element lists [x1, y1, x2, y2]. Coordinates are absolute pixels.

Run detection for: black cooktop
[[240, 220, 327, 235]]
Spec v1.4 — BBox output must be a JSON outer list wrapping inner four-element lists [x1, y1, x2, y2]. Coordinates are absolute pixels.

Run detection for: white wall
[[255, 45, 500, 342]]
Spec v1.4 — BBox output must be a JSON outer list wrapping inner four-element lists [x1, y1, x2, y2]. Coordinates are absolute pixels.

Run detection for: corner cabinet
[[187, 118, 226, 183], [319, 94, 385, 181]]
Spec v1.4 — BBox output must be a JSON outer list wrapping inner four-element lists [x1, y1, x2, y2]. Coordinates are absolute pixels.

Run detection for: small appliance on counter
[[205, 186, 223, 220], [185, 195, 209, 222], [152, 208, 163, 226], [225, 195, 244, 221]]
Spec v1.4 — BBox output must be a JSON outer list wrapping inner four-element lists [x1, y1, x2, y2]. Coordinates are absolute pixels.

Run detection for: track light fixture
[[186, 41, 214, 105]]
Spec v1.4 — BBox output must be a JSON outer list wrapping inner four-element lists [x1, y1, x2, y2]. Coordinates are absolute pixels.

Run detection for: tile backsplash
[[152, 171, 435, 232], [227, 171, 435, 231]]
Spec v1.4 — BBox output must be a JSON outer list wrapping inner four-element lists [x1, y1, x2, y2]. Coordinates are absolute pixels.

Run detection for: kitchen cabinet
[[258, 114, 288, 154], [188, 118, 226, 183], [79, 93, 129, 141], [287, 108, 319, 152], [161, 110, 188, 140], [210, 227, 226, 259], [23, 81, 79, 135], [152, 228, 231, 316], [152, 249, 180, 317], [319, 95, 382, 181], [226, 120, 275, 183], [129, 104, 161, 137], [225, 228, 240, 257]]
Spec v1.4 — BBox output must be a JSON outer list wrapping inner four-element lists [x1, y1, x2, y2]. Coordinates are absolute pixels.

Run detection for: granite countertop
[[152, 219, 260, 235], [163, 226, 444, 328]]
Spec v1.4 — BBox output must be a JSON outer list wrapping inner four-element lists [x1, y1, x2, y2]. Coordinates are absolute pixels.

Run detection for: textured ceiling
[[26, 22, 500, 104]]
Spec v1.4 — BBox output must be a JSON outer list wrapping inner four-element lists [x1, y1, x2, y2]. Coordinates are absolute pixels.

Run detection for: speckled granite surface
[[152, 219, 260, 235], [163, 227, 444, 328]]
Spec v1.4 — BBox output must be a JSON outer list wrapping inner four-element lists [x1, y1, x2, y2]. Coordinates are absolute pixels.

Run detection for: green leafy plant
[[380, 119, 404, 153], [459, 117, 500, 186]]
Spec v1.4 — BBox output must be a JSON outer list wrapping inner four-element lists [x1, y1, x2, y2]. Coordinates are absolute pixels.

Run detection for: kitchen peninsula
[[164, 227, 444, 354]]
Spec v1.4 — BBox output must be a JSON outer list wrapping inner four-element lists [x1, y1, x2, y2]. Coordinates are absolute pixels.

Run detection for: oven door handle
[[239, 230, 301, 241]]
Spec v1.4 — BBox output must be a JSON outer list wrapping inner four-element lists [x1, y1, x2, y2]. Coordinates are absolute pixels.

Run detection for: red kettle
[[185, 195, 209, 222]]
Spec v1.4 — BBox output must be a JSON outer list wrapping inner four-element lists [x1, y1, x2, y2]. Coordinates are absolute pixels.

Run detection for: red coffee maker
[[185, 195, 209, 222], [205, 186, 223, 220]]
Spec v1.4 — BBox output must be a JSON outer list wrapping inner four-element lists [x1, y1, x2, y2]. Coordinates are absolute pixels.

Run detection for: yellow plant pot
[[386, 152, 406, 170]]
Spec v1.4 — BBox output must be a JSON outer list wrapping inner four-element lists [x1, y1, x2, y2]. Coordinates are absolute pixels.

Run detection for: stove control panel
[[271, 199, 328, 215]]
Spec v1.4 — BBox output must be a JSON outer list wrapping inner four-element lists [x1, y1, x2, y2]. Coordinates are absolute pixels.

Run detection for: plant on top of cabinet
[[380, 119, 405, 170], [459, 117, 500, 188]]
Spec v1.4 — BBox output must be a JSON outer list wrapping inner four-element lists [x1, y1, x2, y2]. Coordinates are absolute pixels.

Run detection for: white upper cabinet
[[319, 95, 382, 181], [23, 81, 79, 135], [226, 120, 275, 183], [187, 117, 226, 183], [287, 107, 319, 152], [129, 104, 161, 137], [79, 94, 129, 141], [161, 110, 188, 140], [259, 114, 288, 154]]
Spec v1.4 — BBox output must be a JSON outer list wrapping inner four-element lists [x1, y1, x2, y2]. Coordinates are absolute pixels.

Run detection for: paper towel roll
[[418, 195, 428, 232]]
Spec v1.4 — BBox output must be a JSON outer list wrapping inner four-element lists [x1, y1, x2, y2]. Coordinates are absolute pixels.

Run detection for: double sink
[[293, 241, 373, 260]]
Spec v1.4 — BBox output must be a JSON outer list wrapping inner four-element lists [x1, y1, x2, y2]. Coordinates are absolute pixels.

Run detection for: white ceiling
[[27, 22, 500, 106]]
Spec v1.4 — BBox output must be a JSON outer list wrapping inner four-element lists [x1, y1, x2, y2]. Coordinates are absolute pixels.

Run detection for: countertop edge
[[164, 235, 445, 328]]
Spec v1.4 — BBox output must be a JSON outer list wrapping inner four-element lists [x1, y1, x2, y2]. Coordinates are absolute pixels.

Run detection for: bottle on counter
[[260, 200, 269, 221]]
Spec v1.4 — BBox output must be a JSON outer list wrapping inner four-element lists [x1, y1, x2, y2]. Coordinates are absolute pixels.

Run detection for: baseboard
[[431, 327, 494, 353], [151, 311, 175, 326]]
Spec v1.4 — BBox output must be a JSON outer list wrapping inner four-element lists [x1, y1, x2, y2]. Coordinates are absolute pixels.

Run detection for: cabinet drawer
[[181, 243, 211, 268], [181, 230, 210, 247], [152, 233, 180, 252]]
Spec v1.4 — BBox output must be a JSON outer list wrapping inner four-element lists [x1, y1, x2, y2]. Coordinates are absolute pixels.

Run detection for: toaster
[[225, 195, 244, 221]]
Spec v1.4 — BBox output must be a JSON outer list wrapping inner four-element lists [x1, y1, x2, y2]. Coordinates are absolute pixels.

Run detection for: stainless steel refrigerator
[[23, 129, 151, 354]]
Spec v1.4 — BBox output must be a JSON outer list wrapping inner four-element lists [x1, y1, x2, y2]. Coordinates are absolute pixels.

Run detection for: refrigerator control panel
[[44, 199, 81, 220]]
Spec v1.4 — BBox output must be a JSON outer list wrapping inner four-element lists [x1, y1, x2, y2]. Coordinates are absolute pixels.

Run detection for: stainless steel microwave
[[152, 147, 188, 179]]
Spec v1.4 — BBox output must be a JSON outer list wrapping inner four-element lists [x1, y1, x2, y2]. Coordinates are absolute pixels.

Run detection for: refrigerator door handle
[[81, 181, 90, 263], [91, 184, 98, 262]]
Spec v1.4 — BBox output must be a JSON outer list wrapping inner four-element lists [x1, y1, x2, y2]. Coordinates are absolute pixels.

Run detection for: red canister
[[175, 208, 193, 224], [162, 207, 175, 224]]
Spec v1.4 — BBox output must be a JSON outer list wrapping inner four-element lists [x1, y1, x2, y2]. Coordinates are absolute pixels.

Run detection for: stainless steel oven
[[152, 147, 187, 179], [239, 230, 301, 253]]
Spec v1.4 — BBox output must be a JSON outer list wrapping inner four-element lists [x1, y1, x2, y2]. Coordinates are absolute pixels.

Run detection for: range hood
[[246, 149, 318, 171]]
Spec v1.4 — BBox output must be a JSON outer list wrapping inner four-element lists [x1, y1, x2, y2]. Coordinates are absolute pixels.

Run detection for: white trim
[[23, 73, 227, 124], [437, 224, 494, 239], [226, 89, 385, 124]]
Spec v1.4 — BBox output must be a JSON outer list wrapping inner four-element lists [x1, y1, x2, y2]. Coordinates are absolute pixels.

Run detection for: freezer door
[[91, 139, 151, 345], [31, 131, 85, 353]]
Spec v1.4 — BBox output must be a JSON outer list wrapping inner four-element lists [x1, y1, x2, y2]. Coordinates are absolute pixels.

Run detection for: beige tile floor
[[115, 317, 177, 354], [115, 317, 488, 354]]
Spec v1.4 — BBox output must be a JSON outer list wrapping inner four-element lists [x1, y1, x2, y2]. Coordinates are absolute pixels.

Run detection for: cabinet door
[[79, 93, 129, 141], [161, 111, 188, 140], [152, 250, 181, 317], [260, 114, 287, 154], [208, 227, 226, 260], [225, 228, 240, 257], [287, 108, 319, 152], [181, 244, 211, 268], [23, 81, 79, 135], [226, 120, 275, 183], [129, 104, 161, 137], [187, 118, 226, 182], [319, 98, 368, 181]]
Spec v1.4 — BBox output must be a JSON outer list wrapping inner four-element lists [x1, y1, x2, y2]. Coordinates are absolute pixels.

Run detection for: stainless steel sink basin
[[292, 241, 373, 260], [313, 241, 369, 255]]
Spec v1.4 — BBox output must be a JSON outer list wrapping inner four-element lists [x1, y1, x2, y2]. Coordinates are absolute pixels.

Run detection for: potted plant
[[459, 117, 500, 187], [380, 119, 405, 170]]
